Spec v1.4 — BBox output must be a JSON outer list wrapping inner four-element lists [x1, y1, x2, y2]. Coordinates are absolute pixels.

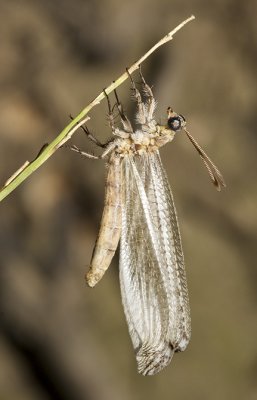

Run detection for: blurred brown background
[[0, 0, 257, 399]]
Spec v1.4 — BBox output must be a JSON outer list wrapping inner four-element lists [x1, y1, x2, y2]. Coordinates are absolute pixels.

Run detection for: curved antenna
[[183, 128, 226, 191]]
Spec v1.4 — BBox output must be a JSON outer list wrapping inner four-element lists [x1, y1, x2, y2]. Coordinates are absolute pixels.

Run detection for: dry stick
[[0, 15, 195, 202]]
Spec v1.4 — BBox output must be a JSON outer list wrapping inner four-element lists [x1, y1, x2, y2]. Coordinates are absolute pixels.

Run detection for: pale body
[[87, 125, 176, 288], [86, 115, 190, 375]]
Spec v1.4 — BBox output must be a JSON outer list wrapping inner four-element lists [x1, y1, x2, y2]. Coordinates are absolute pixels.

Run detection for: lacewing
[[71, 69, 225, 375]]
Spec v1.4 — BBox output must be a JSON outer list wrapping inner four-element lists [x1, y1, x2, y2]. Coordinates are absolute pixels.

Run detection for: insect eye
[[167, 115, 186, 132]]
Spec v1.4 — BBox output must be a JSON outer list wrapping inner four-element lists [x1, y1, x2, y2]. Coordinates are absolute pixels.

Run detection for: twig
[[0, 15, 195, 202]]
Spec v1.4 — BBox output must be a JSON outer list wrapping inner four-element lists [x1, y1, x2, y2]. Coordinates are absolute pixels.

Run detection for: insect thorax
[[115, 125, 176, 157]]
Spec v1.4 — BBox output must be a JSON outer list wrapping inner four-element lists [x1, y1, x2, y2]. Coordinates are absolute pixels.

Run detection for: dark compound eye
[[167, 115, 186, 132]]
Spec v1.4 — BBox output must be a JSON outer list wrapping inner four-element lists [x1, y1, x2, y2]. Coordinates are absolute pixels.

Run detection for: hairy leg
[[70, 115, 105, 148], [138, 65, 156, 123], [114, 89, 133, 134], [126, 68, 146, 125]]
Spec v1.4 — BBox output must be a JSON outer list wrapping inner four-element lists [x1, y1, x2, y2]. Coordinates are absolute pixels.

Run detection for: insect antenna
[[183, 128, 226, 191]]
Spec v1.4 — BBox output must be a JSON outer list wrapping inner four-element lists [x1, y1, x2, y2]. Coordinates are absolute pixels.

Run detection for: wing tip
[[136, 343, 174, 376]]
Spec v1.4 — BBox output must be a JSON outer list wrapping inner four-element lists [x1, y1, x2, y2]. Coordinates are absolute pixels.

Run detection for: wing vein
[[119, 152, 191, 375]]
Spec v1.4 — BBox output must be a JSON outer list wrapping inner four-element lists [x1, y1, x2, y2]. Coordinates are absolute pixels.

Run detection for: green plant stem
[[0, 15, 195, 202]]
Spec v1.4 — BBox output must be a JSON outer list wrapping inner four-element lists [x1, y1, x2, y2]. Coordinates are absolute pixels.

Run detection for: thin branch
[[0, 15, 195, 202]]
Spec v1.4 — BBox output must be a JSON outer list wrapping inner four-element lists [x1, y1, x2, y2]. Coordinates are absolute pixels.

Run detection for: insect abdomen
[[86, 154, 122, 287]]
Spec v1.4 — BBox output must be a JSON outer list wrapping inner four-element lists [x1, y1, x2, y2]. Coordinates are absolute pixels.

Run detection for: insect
[[70, 67, 226, 375]]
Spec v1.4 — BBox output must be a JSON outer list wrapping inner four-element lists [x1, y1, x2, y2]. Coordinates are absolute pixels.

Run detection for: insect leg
[[68, 144, 100, 159], [104, 89, 117, 134], [68, 113, 114, 159], [126, 68, 146, 124], [104, 89, 131, 139], [70, 115, 105, 148], [114, 89, 133, 133], [139, 65, 156, 123]]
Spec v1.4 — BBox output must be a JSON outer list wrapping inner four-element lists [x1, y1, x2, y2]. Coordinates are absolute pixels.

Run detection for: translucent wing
[[119, 151, 191, 375]]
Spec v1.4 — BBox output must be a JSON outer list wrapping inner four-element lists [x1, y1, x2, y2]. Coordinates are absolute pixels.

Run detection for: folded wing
[[119, 151, 191, 375]]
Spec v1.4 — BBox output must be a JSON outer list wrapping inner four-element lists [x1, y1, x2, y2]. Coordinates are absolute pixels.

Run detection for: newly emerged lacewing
[[71, 68, 226, 375]]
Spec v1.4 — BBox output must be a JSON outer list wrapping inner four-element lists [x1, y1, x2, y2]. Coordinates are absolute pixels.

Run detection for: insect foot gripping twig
[[70, 115, 105, 148]]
